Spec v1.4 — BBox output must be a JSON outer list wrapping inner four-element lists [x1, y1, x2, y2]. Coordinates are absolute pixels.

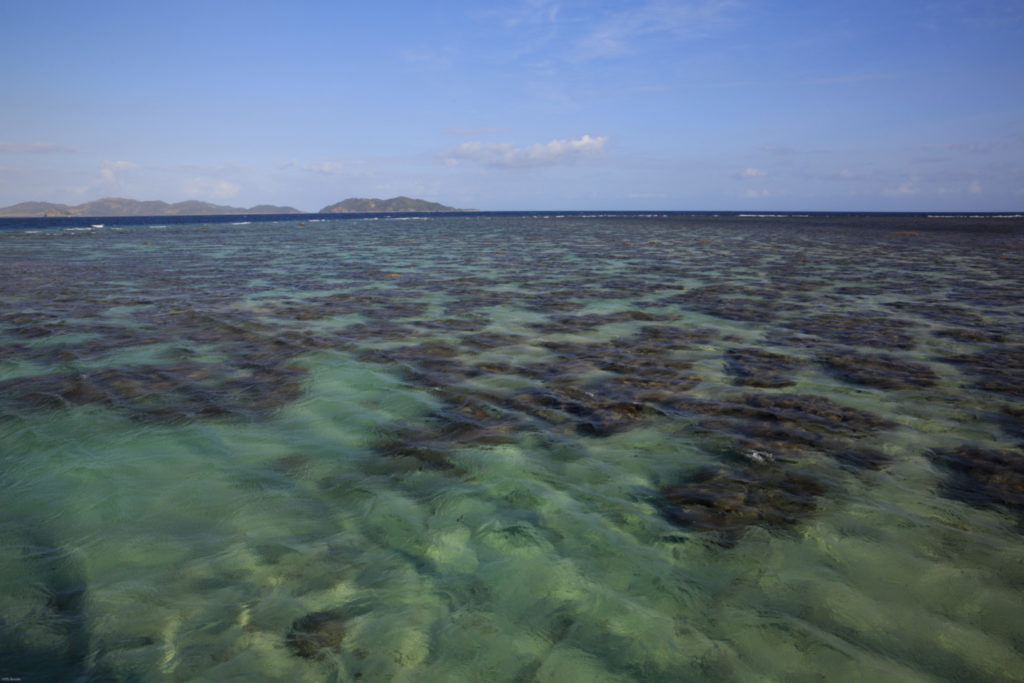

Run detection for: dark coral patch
[[586, 374, 701, 403], [818, 350, 937, 390], [928, 446, 1024, 521], [1000, 405, 1024, 442], [286, 609, 349, 659], [882, 301, 985, 328], [663, 285, 805, 324], [370, 435, 460, 472], [724, 347, 803, 388], [459, 332, 527, 350], [636, 325, 719, 349], [358, 342, 475, 386], [371, 395, 523, 471], [666, 393, 896, 437], [657, 464, 826, 545], [784, 312, 917, 350], [664, 393, 896, 470], [336, 321, 418, 344], [528, 310, 675, 334], [520, 293, 587, 314], [743, 393, 897, 435], [417, 317, 491, 333], [828, 445, 893, 471], [944, 346, 1024, 399], [508, 386, 660, 437], [933, 327, 1006, 344], [0, 362, 304, 421]]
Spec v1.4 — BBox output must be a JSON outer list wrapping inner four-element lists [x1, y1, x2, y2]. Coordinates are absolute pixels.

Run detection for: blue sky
[[1, 0, 1022, 211]]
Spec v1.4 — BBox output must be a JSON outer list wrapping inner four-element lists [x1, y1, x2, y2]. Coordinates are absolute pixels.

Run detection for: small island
[[0, 195, 474, 217], [319, 196, 473, 213], [0, 197, 301, 217]]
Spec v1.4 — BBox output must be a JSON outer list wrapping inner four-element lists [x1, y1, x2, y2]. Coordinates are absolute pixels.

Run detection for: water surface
[[1, 213, 1022, 681]]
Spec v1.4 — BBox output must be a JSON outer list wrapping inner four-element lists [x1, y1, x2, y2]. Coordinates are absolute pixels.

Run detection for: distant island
[[319, 196, 473, 213], [0, 195, 473, 217], [0, 197, 302, 218]]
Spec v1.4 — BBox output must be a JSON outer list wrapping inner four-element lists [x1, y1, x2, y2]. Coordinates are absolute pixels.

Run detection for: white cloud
[[0, 141, 77, 154], [969, 180, 982, 194], [445, 134, 608, 167], [740, 167, 766, 178]]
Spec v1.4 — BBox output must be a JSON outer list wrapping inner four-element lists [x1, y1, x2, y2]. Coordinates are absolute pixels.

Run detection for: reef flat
[[0, 212, 1022, 681]]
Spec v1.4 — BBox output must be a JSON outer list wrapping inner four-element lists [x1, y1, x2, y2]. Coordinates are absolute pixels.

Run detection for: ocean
[[0, 212, 1022, 681]]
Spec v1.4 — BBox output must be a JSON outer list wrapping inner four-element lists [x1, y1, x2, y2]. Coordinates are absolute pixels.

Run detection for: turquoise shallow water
[[1, 214, 1022, 681]]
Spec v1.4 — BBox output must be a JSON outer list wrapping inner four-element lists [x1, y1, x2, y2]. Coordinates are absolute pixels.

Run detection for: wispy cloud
[[493, 0, 562, 29], [278, 159, 371, 177], [98, 160, 139, 189], [799, 73, 897, 86], [399, 45, 460, 73], [72, 160, 139, 197], [444, 127, 511, 136], [883, 177, 921, 197], [444, 134, 608, 167], [825, 168, 876, 182], [689, 72, 899, 90], [181, 177, 241, 200], [307, 161, 345, 175], [739, 167, 766, 178], [572, 0, 739, 61], [0, 141, 77, 154]]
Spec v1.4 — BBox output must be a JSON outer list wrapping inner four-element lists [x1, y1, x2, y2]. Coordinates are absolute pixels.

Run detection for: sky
[[1, 0, 1022, 212]]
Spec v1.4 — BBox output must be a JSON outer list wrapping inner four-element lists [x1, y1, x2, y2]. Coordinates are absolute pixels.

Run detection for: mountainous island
[[319, 196, 472, 213], [0, 197, 301, 218], [0, 195, 472, 217]]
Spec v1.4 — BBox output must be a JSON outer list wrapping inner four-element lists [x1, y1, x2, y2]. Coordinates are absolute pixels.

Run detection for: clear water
[[1, 214, 1022, 681]]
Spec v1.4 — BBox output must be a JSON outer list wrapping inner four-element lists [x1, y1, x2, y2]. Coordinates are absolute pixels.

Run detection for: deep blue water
[[2, 210, 1023, 234]]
